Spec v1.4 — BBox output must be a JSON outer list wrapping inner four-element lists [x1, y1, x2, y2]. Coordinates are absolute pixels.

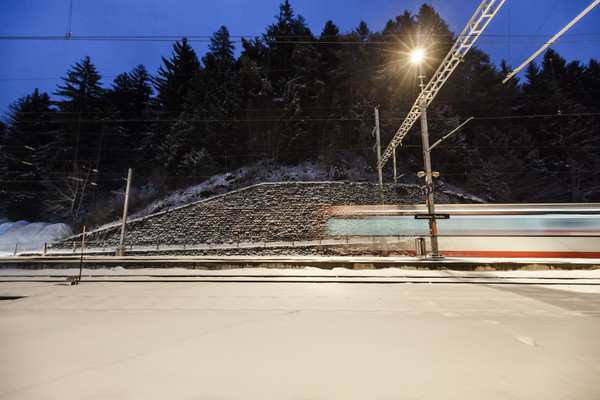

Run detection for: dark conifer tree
[[319, 20, 341, 68], [240, 37, 267, 67], [237, 53, 280, 161], [153, 38, 201, 113], [104, 65, 153, 182], [1, 89, 57, 220], [54, 56, 104, 173], [263, 1, 314, 87], [150, 39, 201, 181], [51, 56, 106, 229], [200, 26, 244, 170]]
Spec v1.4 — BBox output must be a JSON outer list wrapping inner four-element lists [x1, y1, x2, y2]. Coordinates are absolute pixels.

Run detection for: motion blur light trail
[[324, 204, 600, 258]]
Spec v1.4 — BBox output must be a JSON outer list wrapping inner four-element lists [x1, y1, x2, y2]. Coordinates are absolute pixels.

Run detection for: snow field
[[0, 279, 599, 399]]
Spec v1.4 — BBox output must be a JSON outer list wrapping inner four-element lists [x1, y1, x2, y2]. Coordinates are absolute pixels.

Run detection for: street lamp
[[411, 48, 425, 64], [412, 48, 442, 258]]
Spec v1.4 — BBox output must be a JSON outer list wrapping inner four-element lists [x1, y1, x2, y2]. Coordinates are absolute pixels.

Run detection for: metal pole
[[418, 66, 441, 258], [118, 168, 133, 256], [374, 106, 384, 204], [78, 226, 86, 282], [393, 148, 397, 184]]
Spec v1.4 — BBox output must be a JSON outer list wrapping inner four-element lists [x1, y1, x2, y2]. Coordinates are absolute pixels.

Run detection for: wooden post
[[78, 226, 86, 282], [118, 168, 133, 257]]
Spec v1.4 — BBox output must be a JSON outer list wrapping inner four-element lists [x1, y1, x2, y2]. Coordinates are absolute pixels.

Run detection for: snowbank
[[0, 221, 72, 254]]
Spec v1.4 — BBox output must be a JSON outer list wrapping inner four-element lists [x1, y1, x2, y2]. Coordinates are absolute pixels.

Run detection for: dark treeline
[[1, 1, 600, 229]]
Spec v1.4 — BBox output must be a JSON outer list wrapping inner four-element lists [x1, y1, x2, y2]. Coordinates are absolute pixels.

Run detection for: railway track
[[1, 273, 599, 285]]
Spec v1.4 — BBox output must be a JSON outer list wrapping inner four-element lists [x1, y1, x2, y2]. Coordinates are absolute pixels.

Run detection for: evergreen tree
[[149, 39, 201, 182], [153, 38, 201, 113], [516, 49, 600, 201], [240, 37, 267, 67], [106, 64, 154, 172], [237, 54, 282, 160], [318, 20, 341, 68], [53, 56, 104, 172], [330, 21, 381, 164], [199, 26, 244, 170], [1, 89, 57, 220], [52, 56, 105, 229], [207, 26, 236, 70], [263, 1, 314, 87]]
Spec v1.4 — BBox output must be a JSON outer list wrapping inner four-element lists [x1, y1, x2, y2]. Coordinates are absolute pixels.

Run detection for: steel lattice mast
[[377, 0, 505, 170]]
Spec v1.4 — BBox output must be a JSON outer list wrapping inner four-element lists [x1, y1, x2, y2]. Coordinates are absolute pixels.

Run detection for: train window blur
[[326, 208, 600, 237]]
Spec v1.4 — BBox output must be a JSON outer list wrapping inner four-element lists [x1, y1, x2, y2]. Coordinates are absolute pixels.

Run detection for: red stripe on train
[[325, 250, 600, 259], [436, 250, 600, 259]]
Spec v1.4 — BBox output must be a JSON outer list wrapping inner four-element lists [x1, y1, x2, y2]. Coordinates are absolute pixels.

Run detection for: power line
[[1, 32, 599, 43]]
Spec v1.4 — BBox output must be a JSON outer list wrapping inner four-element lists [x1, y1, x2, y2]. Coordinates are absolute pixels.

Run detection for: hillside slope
[[56, 182, 478, 252]]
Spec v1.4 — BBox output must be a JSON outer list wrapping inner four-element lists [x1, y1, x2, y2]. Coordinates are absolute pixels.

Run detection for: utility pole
[[419, 97, 440, 258], [117, 168, 132, 256], [377, 0, 505, 171], [415, 62, 441, 258], [374, 106, 384, 204]]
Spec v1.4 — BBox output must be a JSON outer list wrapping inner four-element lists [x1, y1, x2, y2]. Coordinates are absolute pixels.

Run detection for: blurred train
[[323, 204, 600, 258]]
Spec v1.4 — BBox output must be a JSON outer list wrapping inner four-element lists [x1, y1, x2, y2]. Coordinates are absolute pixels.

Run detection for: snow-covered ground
[[0, 276, 598, 400], [0, 221, 72, 255]]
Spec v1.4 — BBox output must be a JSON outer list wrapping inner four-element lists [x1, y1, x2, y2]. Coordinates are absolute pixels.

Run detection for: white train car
[[323, 204, 600, 258]]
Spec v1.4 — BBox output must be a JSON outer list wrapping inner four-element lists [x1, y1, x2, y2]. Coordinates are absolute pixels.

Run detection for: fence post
[[14, 243, 18, 256], [156, 239, 159, 250], [103, 240, 106, 251], [44, 242, 47, 255], [73, 241, 76, 253]]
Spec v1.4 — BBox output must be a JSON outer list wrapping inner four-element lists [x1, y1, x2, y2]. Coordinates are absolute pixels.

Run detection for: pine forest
[[1, 2, 599, 230]]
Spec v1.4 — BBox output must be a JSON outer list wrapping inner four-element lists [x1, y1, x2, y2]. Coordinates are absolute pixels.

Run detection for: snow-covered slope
[[133, 158, 382, 218], [0, 221, 73, 255]]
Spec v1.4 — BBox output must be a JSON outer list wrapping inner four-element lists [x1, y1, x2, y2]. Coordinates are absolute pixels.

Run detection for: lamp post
[[412, 49, 441, 258]]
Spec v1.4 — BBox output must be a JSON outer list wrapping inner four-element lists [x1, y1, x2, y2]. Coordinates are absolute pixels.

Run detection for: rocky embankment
[[51, 182, 477, 254]]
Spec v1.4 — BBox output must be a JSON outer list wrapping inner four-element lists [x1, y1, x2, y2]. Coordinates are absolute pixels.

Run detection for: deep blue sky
[[1, 0, 599, 117]]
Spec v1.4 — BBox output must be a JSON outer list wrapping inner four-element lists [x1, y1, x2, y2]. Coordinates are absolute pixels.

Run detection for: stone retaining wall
[[53, 182, 475, 250]]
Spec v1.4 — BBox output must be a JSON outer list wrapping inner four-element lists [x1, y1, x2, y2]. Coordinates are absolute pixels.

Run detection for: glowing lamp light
[[411, 48, 425, 63]]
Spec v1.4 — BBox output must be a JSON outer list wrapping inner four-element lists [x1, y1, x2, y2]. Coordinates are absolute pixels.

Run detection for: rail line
[[1, 274, 599, 285]]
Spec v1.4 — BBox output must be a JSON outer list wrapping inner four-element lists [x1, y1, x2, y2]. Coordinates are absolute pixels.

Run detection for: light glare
[[411, 48, 424, 63]]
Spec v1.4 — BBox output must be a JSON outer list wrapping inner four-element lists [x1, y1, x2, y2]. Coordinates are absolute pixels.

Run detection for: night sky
[[1, 0, 599, 116]]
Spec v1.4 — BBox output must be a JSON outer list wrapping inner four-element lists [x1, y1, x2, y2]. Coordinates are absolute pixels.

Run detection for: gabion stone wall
[[54, 182, 476, 249]]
